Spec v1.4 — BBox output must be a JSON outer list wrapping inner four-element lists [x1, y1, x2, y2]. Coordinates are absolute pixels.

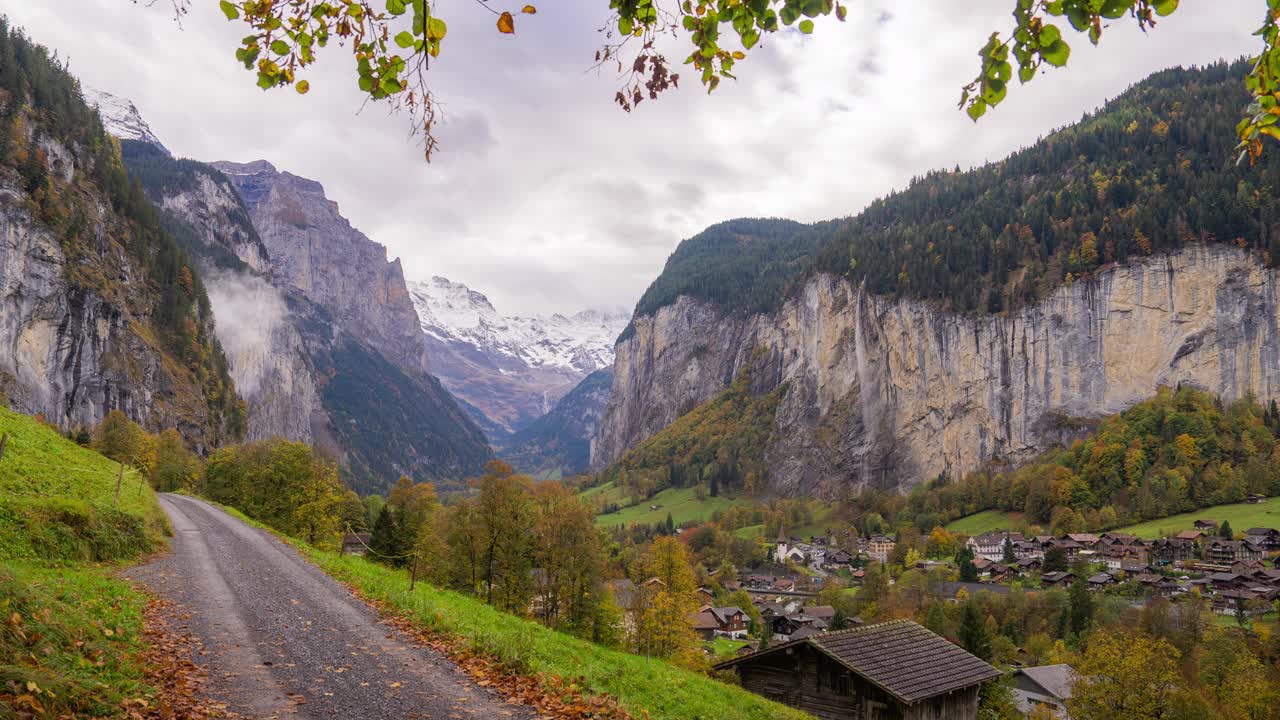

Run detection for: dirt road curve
[[126, 494, 535, 720]]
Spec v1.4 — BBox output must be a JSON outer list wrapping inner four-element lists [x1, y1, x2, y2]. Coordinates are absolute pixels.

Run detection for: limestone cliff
[[595, 245, 1280, 497], [211, 160, 430, 376]]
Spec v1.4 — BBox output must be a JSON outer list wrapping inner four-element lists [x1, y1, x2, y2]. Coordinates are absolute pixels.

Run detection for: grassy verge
[[296, 549, 813, 720], [1117, 498, 1280, 539], [0, 406, 166, 717], [0, 564, 151, 717]]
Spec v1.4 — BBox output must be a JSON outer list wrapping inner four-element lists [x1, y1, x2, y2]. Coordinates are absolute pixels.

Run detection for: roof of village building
[[717, 620, 1000, 704], [798, 605, 836, 620], [1020, 664, 1077, 701], [1175, 530, 1206, 540]]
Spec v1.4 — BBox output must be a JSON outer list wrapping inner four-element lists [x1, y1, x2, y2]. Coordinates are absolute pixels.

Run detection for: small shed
[[341, 532, 371, 556], [715, 620, 1000, 720]]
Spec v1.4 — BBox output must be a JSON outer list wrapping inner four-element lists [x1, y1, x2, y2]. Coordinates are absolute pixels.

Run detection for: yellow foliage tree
[[1068, 630, 1183, 720]]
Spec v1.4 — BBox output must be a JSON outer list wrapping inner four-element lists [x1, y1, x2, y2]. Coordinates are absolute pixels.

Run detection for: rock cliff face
[[212, 161, 430, 376], [502, 368, 614, 477], [120, 141, 319, 444], [595, 245, 1280, 497]]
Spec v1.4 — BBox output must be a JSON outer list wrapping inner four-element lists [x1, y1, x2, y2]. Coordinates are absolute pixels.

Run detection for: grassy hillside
[[944, 510, 1025, 536], [0, 406, 165, 562], [0, 406, 166, 717], [1117, 497, 1280, 539], [308, 551, 814, 720], [594, 485, 750, 528]]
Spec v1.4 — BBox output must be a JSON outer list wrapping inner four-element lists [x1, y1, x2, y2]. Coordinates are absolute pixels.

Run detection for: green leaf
[[387, 0, 407, 14], [394, 31, 415, 48], [270, 39, 290, 55], [1099, 0, 1129, 18], [1065, 7, 1089, 31], [256, 72, 274, 90], [967, 100, 987, 121], [218, 0, 239, 20], [295, 80, 310, 94], [1152, 0, 1178, 16], [682, 15, 696, 31], [620, 17, 634, 35], [779, 5, 799, 25], [1040, 39, 1070, 67], [1018, 65, 1036, 83], [798, 19, 814, 33], [358, 75, 374, 92], [427, 17, 447, 40], [1038, 24, 1061, 49]]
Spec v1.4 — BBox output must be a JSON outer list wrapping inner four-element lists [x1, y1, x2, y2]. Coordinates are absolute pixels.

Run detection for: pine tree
[[1068, 567, 1094, 636], [958, 602, 991, 661], [1043, 546, 1068, 573], [957, 546, 978, 583], [1220, 520, 1234, 539], [368, 506, 404, 566], [1002, 536, 1016, 564], [924, 602, 949, 637]]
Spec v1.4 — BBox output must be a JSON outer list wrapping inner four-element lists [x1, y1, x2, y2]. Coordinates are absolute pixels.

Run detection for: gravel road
[[126, 493, 536, 719]]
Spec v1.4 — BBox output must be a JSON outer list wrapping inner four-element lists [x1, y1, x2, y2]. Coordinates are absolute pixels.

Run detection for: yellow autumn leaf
[[522, 4, 537, 13], [497, 11, 515, 33]]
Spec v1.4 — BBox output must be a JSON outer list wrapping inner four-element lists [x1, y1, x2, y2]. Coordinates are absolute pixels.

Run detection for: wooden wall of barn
[[733, 645, 982, 720]]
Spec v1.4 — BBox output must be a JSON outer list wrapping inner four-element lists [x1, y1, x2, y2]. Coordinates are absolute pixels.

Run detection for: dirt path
[[125, 494, 535, 720]]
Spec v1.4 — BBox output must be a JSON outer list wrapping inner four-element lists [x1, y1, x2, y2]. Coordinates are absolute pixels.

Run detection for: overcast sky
[[5, 1, 1261, 314]]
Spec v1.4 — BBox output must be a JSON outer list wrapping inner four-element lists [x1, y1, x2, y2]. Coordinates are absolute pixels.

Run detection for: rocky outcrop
[[595, 245, 1280, 497], [212, 161, 430, 376]]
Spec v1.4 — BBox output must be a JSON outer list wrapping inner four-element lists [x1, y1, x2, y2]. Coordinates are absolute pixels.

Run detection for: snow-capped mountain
[[409, 276, 629, 438], [86, 89, 171, 156]]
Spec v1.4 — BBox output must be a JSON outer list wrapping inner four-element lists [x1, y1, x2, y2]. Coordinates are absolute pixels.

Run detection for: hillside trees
[[203, 439, 345, 547], [1068, 630, 1184, 720], [895, 387, 1280, 533]]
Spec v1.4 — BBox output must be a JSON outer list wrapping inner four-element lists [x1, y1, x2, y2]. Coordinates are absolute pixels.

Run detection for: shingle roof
[[1019, 664, 1077, 700], [717, 620, 1000, 704]]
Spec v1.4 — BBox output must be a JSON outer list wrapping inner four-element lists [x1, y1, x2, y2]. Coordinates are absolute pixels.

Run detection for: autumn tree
[[1067, 563, 1094, 636], [530, 481, 608, 636], [1067, 630, 1183, 720], [152, 1, 1280, 162], [92, 409, 148, 467], [467, 461, 536, 612], [149, 428, 200, 492], [635, 536, 702, 667]]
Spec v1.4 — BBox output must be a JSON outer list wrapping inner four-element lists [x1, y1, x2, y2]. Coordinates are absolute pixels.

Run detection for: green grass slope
[[944, 510, 1025, 537], [594, 485, 750, 528], [0, 406, 166, 717], [0, 406, 165, 563], [1117, 497, 1280, 539]]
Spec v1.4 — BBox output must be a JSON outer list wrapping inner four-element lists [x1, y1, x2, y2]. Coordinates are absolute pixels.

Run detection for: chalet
[[1213, 589, 1271, 616], [776, 543, 809, 564], [1011, 664, 1076, 719], [1245, 528, 1280, 550], [716, 620, 1000, 720], [1087, 573, 1116, 591], [695, 587, 715, 605], [1193, 519, 1219, 531], [1012, 540, 1043, 559], [1040, 571, 1075, 588], [868, 535, 896, 562], [1175, 530, 1207, 542], [1207, 539, 1265, 564], [1043, 537, 1083, 557], [1014, 557, 1042, 573], [968, 531, 1024, 561], [827, 551, 853, 567], [1247, 493, 1267, 504], [1065, 533, 1099, 548], [689, 609, 721, 640], [1208, 572, 1248, 592], [1149, 537, 1194, 564], [340, 532, 371, 556], [703, 606, 750, 638]]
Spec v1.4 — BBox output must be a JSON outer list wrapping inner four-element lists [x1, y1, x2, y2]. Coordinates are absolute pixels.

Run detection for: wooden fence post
[[113, 461, 124, 507], [410, 554, 419, 592]]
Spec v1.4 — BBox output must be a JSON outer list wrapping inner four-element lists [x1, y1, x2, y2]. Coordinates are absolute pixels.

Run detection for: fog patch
[[205, 269, 289, 398]]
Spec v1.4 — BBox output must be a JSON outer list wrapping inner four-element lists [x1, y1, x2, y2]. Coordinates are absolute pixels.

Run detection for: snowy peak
[[409, 277, 629, 375], [86, 89, 170, 156]]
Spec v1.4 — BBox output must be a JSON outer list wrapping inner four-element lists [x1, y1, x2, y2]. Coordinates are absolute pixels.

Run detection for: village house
[[1040, 571, 1075, 589], [968, 531, 1024, 561], [1247, 493, 1268, 504], [1087, 573, 1116, 591], [1042, 537, 1083, 558], [867, 535, 896, 563], [1207, 538, 1265, 564], [1149, 537, 1194, 564], [1176, 529, 1207, 542], [776, 542, 809, 564], [1193, 519, 1219, 531], [1245, 528, 1280, 550], [690, 605, 750, 639], [717, 620, 1000, 720], [1012, 664, 1075, 719]]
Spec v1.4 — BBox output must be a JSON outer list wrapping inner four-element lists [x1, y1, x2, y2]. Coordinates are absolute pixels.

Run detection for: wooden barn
[[715, 619, 1000, 720]]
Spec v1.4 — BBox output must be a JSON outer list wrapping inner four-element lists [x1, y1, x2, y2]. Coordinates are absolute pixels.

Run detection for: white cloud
[[5, 0, 1261, 315]]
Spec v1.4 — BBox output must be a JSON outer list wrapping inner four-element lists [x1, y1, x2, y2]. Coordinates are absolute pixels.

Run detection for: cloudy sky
[[5, 1, 1261, 314]]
